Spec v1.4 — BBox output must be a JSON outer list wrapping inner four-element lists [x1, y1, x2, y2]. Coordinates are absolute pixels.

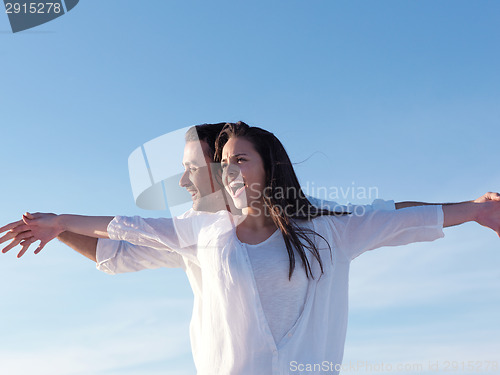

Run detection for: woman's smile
[[221, 137, 266, 211]]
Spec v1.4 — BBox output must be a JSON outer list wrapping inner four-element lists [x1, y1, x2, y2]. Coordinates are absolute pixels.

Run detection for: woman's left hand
[[21, 212, 64, 255], [475, 199, 500, 237], [474, 191, 500, 203], [0, 212, 64, 257], [0, 219, 34, 257]]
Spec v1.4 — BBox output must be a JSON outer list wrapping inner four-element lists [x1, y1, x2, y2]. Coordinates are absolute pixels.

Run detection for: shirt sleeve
[[369, 198, 396, 211], [107, 215, 199, 263], [96, 238, 185, 275], [330, 205, 444, 261]]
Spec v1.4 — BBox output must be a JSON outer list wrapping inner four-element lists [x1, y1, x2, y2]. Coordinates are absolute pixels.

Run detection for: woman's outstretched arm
[[443, 200, 500, 236], [57, 231, 98, 262], [0, 212, 114, 257]]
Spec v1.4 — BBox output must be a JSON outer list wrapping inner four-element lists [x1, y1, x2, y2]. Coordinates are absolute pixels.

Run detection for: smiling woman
[[221, 137, 266, 210], [1, 121, 499, 375], [216, 122, 350, 277]]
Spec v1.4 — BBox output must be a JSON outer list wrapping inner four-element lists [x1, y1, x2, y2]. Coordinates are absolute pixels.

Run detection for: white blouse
[[243, 228, 308, 346], [98, 205, 444, 375]]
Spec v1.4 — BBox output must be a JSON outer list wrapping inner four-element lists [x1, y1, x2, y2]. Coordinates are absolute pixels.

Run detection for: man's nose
[[179, 170, 191, 187], [225, 164, 241, 178]]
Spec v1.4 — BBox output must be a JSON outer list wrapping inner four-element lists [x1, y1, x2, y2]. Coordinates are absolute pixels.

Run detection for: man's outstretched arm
[[56, 231, 185, 273], [57, 231, 97, 262], [396, 201, 471, 209]]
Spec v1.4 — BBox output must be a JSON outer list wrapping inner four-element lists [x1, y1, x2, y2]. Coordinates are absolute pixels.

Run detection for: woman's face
[[221, 137, 266, 210]]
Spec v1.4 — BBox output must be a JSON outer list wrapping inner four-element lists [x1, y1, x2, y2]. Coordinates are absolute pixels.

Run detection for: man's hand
[[0, 219, 35, 258]]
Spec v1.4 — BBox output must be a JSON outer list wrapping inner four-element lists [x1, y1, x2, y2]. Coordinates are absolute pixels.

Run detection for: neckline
[[236, 228, 281, 247]]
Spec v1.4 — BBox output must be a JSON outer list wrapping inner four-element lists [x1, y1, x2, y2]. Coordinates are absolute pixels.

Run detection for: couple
[[1, 121, 500, 375]]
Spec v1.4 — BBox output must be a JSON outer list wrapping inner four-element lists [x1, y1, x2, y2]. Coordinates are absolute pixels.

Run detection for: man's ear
[[210, 163, 224, 189]]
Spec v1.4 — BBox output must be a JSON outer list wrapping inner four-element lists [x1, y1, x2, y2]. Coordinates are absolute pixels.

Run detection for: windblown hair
[[215, 121, 349, 280]]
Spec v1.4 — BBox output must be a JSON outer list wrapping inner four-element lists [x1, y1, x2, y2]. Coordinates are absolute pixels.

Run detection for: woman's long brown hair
[[215, 122, 349, 281]]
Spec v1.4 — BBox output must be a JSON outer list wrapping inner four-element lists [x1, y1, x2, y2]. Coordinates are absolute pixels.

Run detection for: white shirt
[[96, 198, 395, 345], [99, 204, 444, 375], [244, 229, 308, 345], [96, 198, 395, 273]]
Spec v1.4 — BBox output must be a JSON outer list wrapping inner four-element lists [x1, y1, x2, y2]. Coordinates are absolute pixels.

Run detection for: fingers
[[17, 237, 37, 258], [34, 241, 46, 255], [484, 192, 500, 201], [1, 230, 34, 254], [474, 192, 500, 203], [0, 219, 24, 234], [22, 212, 44, 226], [0, 224, 30, 245], [0, 231, 14, 246], [489, 192, 500, 201], [22, 214, 31, 225]]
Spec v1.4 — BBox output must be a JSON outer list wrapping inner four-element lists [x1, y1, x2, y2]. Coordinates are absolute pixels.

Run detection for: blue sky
[[1, 1, 499, 374]]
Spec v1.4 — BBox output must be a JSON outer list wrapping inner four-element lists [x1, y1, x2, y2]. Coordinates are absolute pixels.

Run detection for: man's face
[[179, 141, 218, 208]]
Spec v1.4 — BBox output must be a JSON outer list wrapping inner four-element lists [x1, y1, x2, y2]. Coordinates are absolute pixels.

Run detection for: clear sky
[[1, 1, 499, 374]]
